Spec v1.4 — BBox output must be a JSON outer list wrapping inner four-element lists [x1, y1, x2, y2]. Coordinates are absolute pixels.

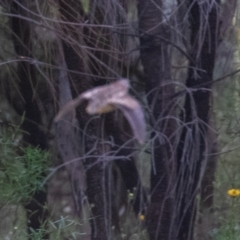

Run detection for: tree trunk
[[105, 113, 148, 215], [58, 1, 112, 239], [10, 0, 49, 238], [175, 1, 220, 239], [55, 39, 86, 218], [138, 0, 175, 239]]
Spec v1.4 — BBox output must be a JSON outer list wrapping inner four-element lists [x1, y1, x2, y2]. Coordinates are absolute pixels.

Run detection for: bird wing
[[54, 95, 84, 122], [55, 79, 130, 121], [111, 96, 146, 144], [81, 78, 129, 99]]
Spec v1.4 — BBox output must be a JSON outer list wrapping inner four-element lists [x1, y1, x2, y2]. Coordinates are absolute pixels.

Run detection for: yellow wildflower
[[139, 214, 145, 221], [227, 189, 240, 197]]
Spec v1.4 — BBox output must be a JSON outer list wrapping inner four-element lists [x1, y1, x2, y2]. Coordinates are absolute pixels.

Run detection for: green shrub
[[0, 137, 50, 203]]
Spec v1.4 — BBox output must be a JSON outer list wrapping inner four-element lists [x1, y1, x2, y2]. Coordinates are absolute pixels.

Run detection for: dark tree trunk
[[105, 113, 148, 215], [54, 40, 86, 218], [138, 0, 175, 239], [58, 1, 112, 239], [175, 1, 220, 239], [10, 0, 49, 238], [115, 154, 147, 215]]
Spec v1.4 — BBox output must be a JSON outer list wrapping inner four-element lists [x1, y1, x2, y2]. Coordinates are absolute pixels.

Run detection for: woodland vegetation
[[0, 0, 240, 240]]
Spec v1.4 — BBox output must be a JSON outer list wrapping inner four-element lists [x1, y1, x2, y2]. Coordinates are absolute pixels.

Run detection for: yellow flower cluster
[[228, 189, 240, 197]]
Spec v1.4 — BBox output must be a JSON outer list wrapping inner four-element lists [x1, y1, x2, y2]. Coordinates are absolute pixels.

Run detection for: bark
[[55, 40, 86, 217], [10, 0, 49, 238], [138, 0, 175, 239], [105, 113, 148, 215], [175, 1, 220, 239], [58, 1, 111, 239]]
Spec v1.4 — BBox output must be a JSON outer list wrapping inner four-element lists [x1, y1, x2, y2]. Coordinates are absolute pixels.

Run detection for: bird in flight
[[55, 79, 146, 144]]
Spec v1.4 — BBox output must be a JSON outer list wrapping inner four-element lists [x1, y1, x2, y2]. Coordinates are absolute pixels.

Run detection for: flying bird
[[54, 79, 146, 144]]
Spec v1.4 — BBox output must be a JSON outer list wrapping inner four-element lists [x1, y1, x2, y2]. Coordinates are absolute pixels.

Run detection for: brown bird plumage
[[54, 79, 146, 144]]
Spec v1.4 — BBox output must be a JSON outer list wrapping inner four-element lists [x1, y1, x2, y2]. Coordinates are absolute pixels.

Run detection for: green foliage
[[28, 226, 49, 240], [25, 216, 87, 240], [49, 216, 86, 240], [81, 0, 89, 12], [212, 74, 240, 239], [0, 126, 50, 203], [212, 198, 240, 240]]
